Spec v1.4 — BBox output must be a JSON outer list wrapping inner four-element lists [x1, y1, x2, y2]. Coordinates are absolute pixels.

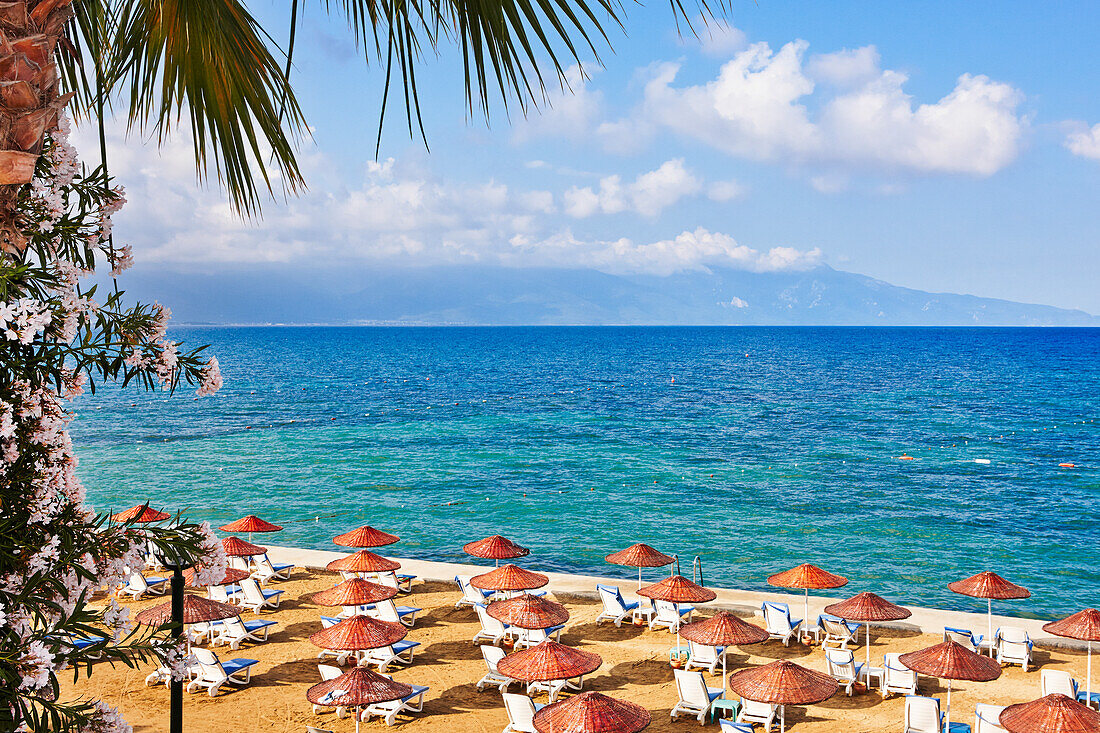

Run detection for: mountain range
[[117, 264, 1098, 326]]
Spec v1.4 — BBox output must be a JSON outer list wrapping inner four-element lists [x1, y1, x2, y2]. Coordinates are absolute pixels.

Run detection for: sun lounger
[[503, 692, 545, 733], [719, 721, 756, 733], [186, 648, 258, 697], [316, 616, 353, 665], [905, 695, 971, 733], [527, 672, 586, 703], [305, 727, 334, 733], [311, 665, 349, 717], [995, 627, 1033, 671], [207, 583, 242, 605], [974, 703, 1008, 733], [473, 603, 514, 645], [456, 575, 493, 608], [210, 616, 277, 650], [514, 624, 564, 649], [737, 698, 779, 731], [237, 577, 283, 612], [369, 598, 421, 627], [824, 646, 865, 696], [651, 599, 694, 633], [359, 640, 420, 672], [595, 584, 640, 628], [120, 571, 168, 599], [882, 653, 918, 699], [373, 570, 414, 594], [360, 673, 429, 726], [477, 645, 519, 692], [251, 553, 295, 582], [819, 614, 861, 648], [685, 641, 727, 675], [944, 627, 987, 654], [761, 602, 802, 646], [671, 669, 723, 724]]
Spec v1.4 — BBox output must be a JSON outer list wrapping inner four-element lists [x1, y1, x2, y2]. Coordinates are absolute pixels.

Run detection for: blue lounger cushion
[[321, 616, 342, 624], [544, 624, 565, 635], [676, 605, 694, 618], [1078, 691, 1100, 706], [719, 723, 755, 733], [222, 658, 259, 675], [402, 685, 430, 701], [398, 574, 415, 581], [393, 640, 420, 653], [819, 614, 861, 634], [243, 620, 276, 632], [397, 606, 422, 615], [947, 723, 971, 733], [261, 589, 283, 600], [270, 563, 293, 571], [72, 635, 106, 650], [707, 689, 722, 703]]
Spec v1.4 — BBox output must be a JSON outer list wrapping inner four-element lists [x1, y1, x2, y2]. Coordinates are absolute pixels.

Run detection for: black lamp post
[[155, 550, 191, 733]]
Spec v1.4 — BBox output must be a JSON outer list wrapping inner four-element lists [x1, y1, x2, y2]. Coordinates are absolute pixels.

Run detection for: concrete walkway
[[265, 544, 1082, 650]]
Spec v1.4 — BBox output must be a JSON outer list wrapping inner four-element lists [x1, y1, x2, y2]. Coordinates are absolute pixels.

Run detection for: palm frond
[[104, 0, 308, 215]]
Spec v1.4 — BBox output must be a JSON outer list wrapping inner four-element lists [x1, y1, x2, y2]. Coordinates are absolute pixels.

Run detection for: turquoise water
[[72, 327, 1098, 619]]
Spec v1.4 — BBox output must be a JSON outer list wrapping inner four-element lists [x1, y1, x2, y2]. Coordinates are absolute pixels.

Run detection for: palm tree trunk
[[0, 0, 75, 253]]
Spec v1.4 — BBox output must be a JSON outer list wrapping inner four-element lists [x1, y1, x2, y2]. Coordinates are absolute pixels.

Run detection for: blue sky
[[88, 0, 1100, 313]]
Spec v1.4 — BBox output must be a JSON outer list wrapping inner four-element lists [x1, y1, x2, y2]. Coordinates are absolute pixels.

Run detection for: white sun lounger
[[651, 599, 694, 633], [211, 616, 277, 650], [595, 584, 639, 627], [1041, 669, 1078, 698], [237, 577, 284, 612], [819, 614, 861, 648], [473, 603, 514, 645], [359, 640, 420, 673], [527, 671, 586, 703], [186, 648, 258, 697], [456, 575, 493, 609], [370, 598, 421, 627], [316, 616, 353, 665], [670, 669, 723, 724], [995, 627, 1033, 671], [251, 553, 295, 582], [373, 570, 415, 594], [477, 645, 519, 692], [503, 692, 545, 733], [311, 665, 349, 717], [944, 627, 987, 654], [685, 641, 727, 675], [207, 583, 243, 605], [514, 624, 564, 650], [904, 695, 970, 733], [737, 698, 779, 731], [974, 703, 1008, 733], [761, 602, 802, 646], [882, 653, 918, 699], [121, 571, 168, 600], [360, 673, 429, 726], [824, 646, 864, 696]]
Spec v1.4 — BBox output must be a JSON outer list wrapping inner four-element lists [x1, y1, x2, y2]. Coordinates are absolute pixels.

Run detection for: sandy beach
[[62, 548, 1093, 733]]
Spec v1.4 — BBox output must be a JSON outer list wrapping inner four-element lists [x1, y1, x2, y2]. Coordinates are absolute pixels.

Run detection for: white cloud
[[1065, 123, 1100, 160], [695, 20, 748, 57], [707, 179, 747, 201], [563, 159, 701, 218], [725, 296, 749, 308], [640, 37, 1025, 176], [809, 174, 848, 194], [512, 65, 603, 142]]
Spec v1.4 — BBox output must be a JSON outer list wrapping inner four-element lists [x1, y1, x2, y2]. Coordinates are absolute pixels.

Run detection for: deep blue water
[[71, 327, 1099, 619]]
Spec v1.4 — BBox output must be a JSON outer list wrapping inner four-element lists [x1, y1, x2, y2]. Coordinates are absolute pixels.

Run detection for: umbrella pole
[[1088, 641, 1093, 709], [638, 566, 642, 593], [865, 628, 872, 686], [722, 655, 728, 696], [944, 679, 952, 733], [780, 704, 786, 733], [987, 600, 993, 657], [804, 590, 810, 644], [356, 705, 361, 733]]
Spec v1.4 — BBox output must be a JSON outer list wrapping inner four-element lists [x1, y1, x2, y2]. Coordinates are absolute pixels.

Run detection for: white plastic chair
[[370, 599, 421, 628], [670, 669, 723, 724], [996, 627, 1033, 671], [595, 585, 639, 627], [473, 603, 512, 645], [311, 665, 349, 717], [882, 653, 918, 699], [761, 602, 802, 646], [974, 703, 1008, 733], [211, 616, 276, 650], [361, 673, 429, 726], [685, 641, 726, 675], [476, 645, 518, 692], [904, 695, 943, 733], [824, 646, 862, 696], [185, 648, 258, 697], [237, 577, 283, 612], [456, 575, 492, 609], [651, 599, 693, 633], [737, 698, 778, 732], [121, 571, 167, 599], [1041, 669, 1078, 697], [503, 692, 544, 733]]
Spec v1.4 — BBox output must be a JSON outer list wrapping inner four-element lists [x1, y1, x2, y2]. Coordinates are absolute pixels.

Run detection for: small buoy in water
[[974, 459, 991, 464], [899, 454, 915, 460], [1058, 462, 1076, 468], [330, 417, 336, 421]]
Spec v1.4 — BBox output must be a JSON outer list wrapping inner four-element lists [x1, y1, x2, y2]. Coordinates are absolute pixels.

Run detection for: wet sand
[[63, 567, 1091, 733]]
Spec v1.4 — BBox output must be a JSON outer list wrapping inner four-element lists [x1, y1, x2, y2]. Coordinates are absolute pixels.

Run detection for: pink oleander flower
[[196, 356, 223, 397], [154, 340, 179, 387], [79, 701, 132, 733], [109, 244, 134, 276], [18, 640, 54, 691]]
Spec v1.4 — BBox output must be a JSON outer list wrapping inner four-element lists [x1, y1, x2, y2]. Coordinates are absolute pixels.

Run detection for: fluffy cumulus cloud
[[512, 65, 603, 142], [563, 159, 702, 218], [72, 122, 818, 278], [1064, 123, 1100, 161], [627, 36, 1026, 178]]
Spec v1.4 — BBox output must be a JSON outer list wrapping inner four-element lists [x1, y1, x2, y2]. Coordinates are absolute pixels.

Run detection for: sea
[[71, 326, 1099, 620]]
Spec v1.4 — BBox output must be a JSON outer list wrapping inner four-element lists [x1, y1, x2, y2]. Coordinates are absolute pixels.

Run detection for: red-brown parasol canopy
[[487, 593, 570, 630], [311, 578, 399, 608], [680, 611, 768, 692], [464, 535, 531, 565], [306, 666, 414, 733], [308, 614, 407, 652], [333, 525, 400, 548], [221, 536, 267, 557], [768, 564, 849, 642], [471, 564, 549, 592], [999, 694, 1100, 733], [135, 594, 240, 626], [638, 575, 716, 655], [900, 640, 1002, 732], [533, 691, 651, 733], [111, 504, 170, 523], [728, 660, 839, 733], [325, 549, 401, 574], [1045, 610, 1100, 712], [949, 571, 1030, 658], [182, 566, 250, 587], [219, 515, 282, 541], [605, 543, 674, 591], [825, 591, 913, 673], [497, 640, 602, 682]]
